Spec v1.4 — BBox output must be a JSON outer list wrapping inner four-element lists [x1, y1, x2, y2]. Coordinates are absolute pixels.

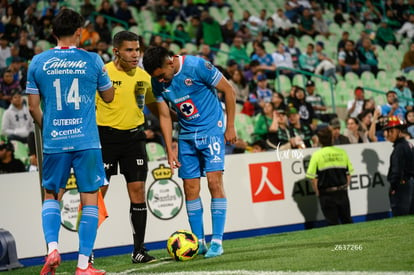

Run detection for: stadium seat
[[111, 25, 126, 37], [146, 142, 166, 161], [292, 73, 307, 87], [235, 113, 255, 144], [274, 74, 291, 94], [10, 140, 29, 167], [36, 40, 52, 51], [360, 71, 376, 86]]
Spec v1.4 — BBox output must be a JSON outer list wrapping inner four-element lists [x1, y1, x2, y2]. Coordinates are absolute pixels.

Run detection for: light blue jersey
[[26, 47, 112, 154], [152, 55, 224, 140]]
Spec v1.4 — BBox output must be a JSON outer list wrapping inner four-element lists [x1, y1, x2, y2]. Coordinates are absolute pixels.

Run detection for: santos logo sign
[[249, 162, 284, 203]]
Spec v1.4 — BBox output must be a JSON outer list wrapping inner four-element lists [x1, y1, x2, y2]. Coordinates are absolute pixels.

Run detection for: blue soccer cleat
[[204, 242, 223, 258], [198, 240, 207, 255]]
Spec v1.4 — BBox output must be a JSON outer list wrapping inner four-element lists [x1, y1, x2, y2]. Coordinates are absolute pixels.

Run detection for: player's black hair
[[142, 46, 171, 75], [52, 9, 84, 39], [317, 127, 333, 147], [113, 31, 139, 49]]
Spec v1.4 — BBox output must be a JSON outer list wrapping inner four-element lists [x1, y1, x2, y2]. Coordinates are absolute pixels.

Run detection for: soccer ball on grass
[[167, 230, 199, 261]]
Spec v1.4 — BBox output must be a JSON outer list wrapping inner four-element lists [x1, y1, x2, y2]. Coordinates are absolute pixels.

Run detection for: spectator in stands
[[357, 37, 379, 76], [1, 89, 34, 144], [333, 8, 346, 26], [397, 13, 414, 41], [95, 40, 112, 63], [154, 16, 173, 38], [284, 0, 304, 23], [272, 8, 296, 38], [260, 17, 280, 46], [197, 10, 223, 49], [253, 101, 276, 142], [345, 117, 369, 144], [285, 36, 301, 69], [186, 15, 201, 45], [0, 69, 22, 109], [98, 0, 116, 19], [313, 8, 331, 39], [221, 59, 238, 80], [228, 36, 250, 67], [266, 108, 291, 150], [80, 0, 96, 20], [291, 85, 315, 127], [37, 10, 55, 44], [0, 36, 11, 72], [384, 9, 401, 30], [4, 15, 21, 43], [329, 118, 350, 145], [221, 9, 239, 31], [173, 23, 191, 48], [13, 28, 34, 61], [375, 20, 398, 49], [380, 90, 406, 119], [115, 0, 137, 27], [405, 109, 414, 138], [393, 0, 409, 25], [360, 0, 382, 25], [338, 40, 368, 76], [251, 42, 275, 79], [392, 76, 413, 111], [337, 31, 349, 52], [254, 73, 273, 107], [368, 108, 384, 142], [197, 43, 215, 63], [0, 141, 26, 173], [299, 43, 318, 77], [166, 0, 187, 23], [347, 86, 365, 118], [401, 42, 414, 73], [81, 20, 100, 49], [297, 8, 317, 38], [229, 68, 249, 105], [94, 14, 111, 44], [314, 41, 337, 83], [251, 139, 268, 152], [41, 0, 59, 17], [243, 59, 260, 83], [287, 105, 314, 149], [183, 0, 201, 19], [271, 91, 287, 112], [357, 109, 374, 140], [272, 42, 295, 80], [235, 24, 252, 46], [221, 19, 237, 46], [305, 80, 328, 122]]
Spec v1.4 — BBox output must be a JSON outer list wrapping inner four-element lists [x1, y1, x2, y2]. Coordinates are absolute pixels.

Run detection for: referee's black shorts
[[98, 125, 148, 183]]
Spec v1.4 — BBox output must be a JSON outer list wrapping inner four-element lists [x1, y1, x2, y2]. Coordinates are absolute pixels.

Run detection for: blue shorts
[[178, 135, 225, 179], [42, 149, 105, 193]]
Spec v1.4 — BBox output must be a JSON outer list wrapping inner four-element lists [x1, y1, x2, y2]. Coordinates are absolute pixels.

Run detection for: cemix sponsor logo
[[51, 127, 83, 138], [249, 162, 284, 203]]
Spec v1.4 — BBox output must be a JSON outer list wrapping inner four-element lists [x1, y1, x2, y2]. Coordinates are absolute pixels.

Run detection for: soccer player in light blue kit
[[26, 9, 114, 275], [143, 46, 237, 258]]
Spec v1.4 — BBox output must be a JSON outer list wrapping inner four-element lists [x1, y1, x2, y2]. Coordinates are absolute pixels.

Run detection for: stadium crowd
[[1, 0, 414, 171]]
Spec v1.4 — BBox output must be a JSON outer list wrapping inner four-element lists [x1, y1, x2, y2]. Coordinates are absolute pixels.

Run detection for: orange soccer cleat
[[75, 263, 106, 275], [40, 249, 61, 275]]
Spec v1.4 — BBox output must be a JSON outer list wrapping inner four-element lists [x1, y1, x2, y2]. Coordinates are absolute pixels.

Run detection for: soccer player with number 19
[[143, 46, 237, 258]]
